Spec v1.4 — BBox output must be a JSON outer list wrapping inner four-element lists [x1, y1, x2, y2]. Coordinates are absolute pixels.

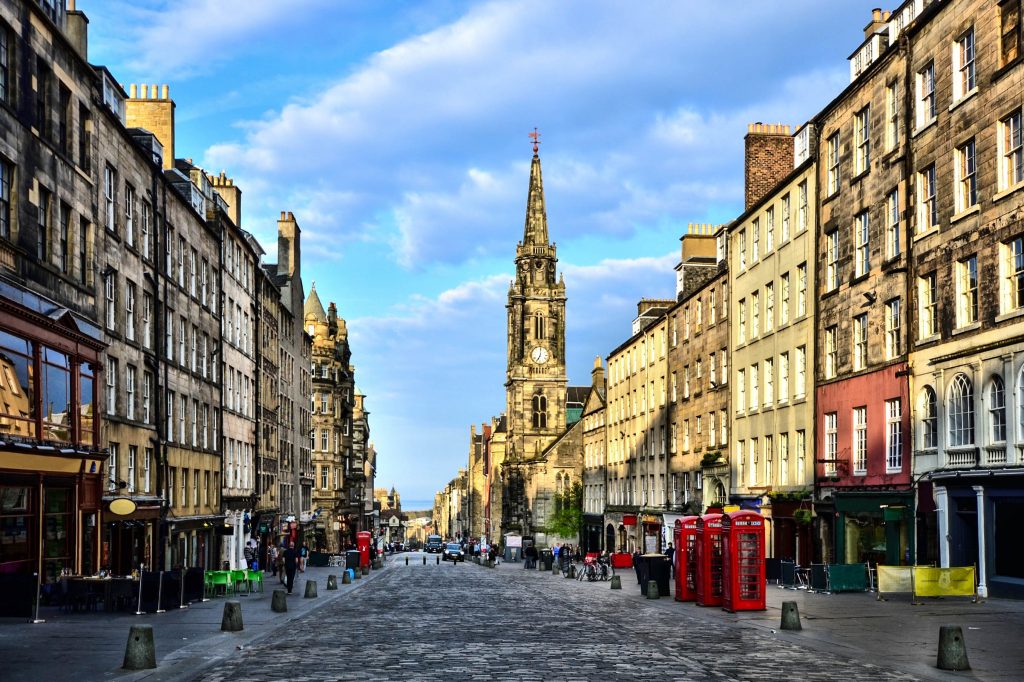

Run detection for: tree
[[543, 481, 583, 541]]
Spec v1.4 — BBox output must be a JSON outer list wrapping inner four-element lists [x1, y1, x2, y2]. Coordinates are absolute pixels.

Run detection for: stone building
[[728, 125, 818, 564], [484, 414, 506, 544], [581, 358, 607, 552], [467, 424, 486, 540], [812, 6, 913, 567], [255, 264, 280, 541], [350, 385, 371, 537], [0, 0, 108, 587], [304, 286, 354, 552], [604, 301, 671, 553], [667, 226, 730, 524]]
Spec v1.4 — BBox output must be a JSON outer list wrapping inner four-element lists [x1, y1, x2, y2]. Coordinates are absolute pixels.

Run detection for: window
[[532, 394, 548, 428], [103, 165, 116, 233], [853, 314, 868, 370], [36, 187, 50, 261], [178, 316, 186, 365], [779, 273, 790, 325], [764, 358, 773, 406], [0, 23, 10, 106], [916, 61, 936, 127], [709, 354, 717, 386], [779, 352, 789, 403], [141, 201, 151, 259], [126, 365, 136, 420], [189, 249, 197, 297], [918, 165, 937, 232], [78, 103, 91, 173], [764, 283, 774, 332], [108, 443, 118, 492], [720, 349, 727, 385], [58, 202, 69, 272], [886, 189, 900, 259], [0, 159, 11, 239], [106, 358, 117, 415], [125, 281, 135, 342], [749, 364, 758, 411], [164, 309, 173, 360], [177, 236, 185, 286], [142, 371, 152, 425], [825, 413, 838, 475], [738, 299, 746, 343], [956, 255, 979, 327], [854, 211, 869, 277], [796, 263, 807, 317], [827, 132, 840, 195], [990, 376, 1007, 442], [853, 406, 867, 475], [738, 229, 746, 271], [956, 139, 977, 212], [1002, 237, 1024, 312], [1001, 110, 1023, 190], [166, 392, 174, 443], [825, 326, 838, 379], [1001, 0, 1021, 67], [684, 366, 690, 399], [948, 373, 975, 447], [826, 231, 839, 291], [796, 345, 806, 398], [765, 207, 775, 253], [168, 468, 175, 507], [738, 369, 745, 413], [124, 184, 135, 247], [749, 438, 758, 487], [35, 58, 50, 139], [918, 274, 937, 338], [142, 293, 152, 349], [886, 399, 903, 471], [797, 181, 808, 233], [953, 28, 976, 100], [709, 288, 716, 324], [781, 194, 790, 243], [885, 82, 900, 151], [779, 433, 789, 486], [751, 291, 759, 337], [178, 395, 186, 443], [884, 298, 902, 360], [143, 448, 152, 494], [104, 270, 116, 331], [854, 106, 870, 174], [921, 386, 938, 449], [764, 436, 774, 485]]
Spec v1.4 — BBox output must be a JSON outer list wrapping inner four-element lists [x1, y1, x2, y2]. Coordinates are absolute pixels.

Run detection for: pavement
[[0, 563, 386, 681], [4, 554, 1022, 680]]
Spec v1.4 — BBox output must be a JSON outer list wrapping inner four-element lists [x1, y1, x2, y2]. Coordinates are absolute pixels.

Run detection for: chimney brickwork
[[125, 84, 175, 170], [744, 123, 794, 210]]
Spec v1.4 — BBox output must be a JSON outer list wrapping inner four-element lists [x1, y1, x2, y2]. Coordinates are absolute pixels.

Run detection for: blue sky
[[85, 0, 874, 504]]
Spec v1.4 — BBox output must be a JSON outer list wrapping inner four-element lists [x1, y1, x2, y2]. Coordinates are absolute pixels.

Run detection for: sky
[[83, 0, 876, 505]]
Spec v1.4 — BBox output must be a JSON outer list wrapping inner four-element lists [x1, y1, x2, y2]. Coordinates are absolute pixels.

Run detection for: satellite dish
[[109, 497, 137, 515]]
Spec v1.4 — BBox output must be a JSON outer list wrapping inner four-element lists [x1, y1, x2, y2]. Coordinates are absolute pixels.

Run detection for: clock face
[[531, 346, 550, 364]]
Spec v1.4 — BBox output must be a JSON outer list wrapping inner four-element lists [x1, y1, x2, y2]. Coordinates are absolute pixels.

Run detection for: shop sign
[[623, 515, 637, 526], [109, 497, 137, 515]]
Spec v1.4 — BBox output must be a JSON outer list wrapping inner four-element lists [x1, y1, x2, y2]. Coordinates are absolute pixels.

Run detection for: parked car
[[442, 542, 465, 563]]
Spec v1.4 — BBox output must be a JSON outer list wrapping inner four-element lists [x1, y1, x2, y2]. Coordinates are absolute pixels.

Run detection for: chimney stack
[[125, 84, 176, 170], [277, 211, 302, 280], [66, 2, 89, 61], [744, 123, 793, 210], [591, 356, 605, 389], [209, 171, 242, 227], [864, 8, 892, 39]]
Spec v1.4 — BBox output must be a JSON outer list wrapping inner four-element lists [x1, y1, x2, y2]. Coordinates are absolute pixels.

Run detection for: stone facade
[[745, 123, 796, 210], [581, 358, 607, 552]]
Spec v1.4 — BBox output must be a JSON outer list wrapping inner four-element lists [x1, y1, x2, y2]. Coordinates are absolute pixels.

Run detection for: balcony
[[945, 448, 977, 469], [984, 445, 1009, 466]]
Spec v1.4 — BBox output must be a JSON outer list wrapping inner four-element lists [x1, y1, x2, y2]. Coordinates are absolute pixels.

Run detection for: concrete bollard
[[373, 559, 382, 570], [220, 601, 243, 632], [122, 624, 157, 670], [646, 580, 660, 599], [326, 575, 338, 590], [565, 565, 576, 579], [423, 556, 426, 565], [354, 567, 361, 579], [271, 589, 288, 613], [304, 581, 318, 598], [342, 571, 352, 585], [780, 601, 802, 631], [610, 575, 622, 590], [552, 563, 559, 575], [937, 625, 970, 671], [436, 557, 440, 565], [406, 557, 409, 566]]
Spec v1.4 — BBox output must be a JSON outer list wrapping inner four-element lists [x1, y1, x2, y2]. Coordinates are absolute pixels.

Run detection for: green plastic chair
[[231, 569, 249, 595], [246, 569, 264, 593], [208, 571, 229, 597]]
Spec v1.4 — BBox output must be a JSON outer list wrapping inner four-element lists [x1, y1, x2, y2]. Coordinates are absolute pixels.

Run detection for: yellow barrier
[[913, 566, 976, 599], [876, 565, 914, 599]]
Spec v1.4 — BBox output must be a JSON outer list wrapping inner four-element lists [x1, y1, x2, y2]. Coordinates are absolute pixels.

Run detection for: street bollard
[[937, 625, 970, 671], [552, 563, 558, 575], [354, 567, 361, 580], [362, 566, 369, 576], [646, 580, 659, 599], [221, 601, 243, 632], [304, 581, 318, 598], [423, 556, 426, 565], [373, 559, 382, 570], [436, 557, 440, 565], [326, 575, 338, 590], [406, 557, 409, 566], [610, 575, 622, 590], [342, 571, 352, 585], [271, 589, 288, 613], [780, 601, 802, 630], [565, 565, 575, 579], [122, 624, 157, 670]]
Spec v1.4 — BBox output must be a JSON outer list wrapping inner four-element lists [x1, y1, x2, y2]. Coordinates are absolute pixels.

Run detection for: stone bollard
[[565, 565, 576, 579], [271, 589, 288, 613], [304, 581, 318, 598], [780, 601, 802, 631], [436, 557, 440, 565], [552, 563, 559, 576], [221, 601, 243, 632], [373, 559, 382, 570], [362, 566, 369, 576], [326, 575, 338, 590], [646, 580, 660, 599], [610, 575, 622, 590], [937, 625, 971, 671], [342, 571, 352, 585], [406, 557, 409, 566], [354, 567, 361, 580], [423, 556, 426, 565], [122, 624, 157, 670]]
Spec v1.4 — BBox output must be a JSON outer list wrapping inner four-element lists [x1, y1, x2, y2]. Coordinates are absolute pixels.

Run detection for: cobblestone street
[[198, 558, 928, 682]]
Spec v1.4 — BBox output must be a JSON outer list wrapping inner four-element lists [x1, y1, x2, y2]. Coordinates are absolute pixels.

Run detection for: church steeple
[[523, 129, 549, 246]]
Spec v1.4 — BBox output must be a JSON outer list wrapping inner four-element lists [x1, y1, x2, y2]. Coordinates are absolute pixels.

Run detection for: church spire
[[523, 128, 549, 246]]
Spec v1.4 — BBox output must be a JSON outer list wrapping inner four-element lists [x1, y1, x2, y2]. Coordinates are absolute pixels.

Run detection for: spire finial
[[529, 127, 541, 154]]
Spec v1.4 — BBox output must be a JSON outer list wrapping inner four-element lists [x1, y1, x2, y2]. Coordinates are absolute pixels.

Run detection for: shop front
[[640, 513, 663, 553], [765, 496, 813, 566], [834, 492, 913, 566], [101, 495, 160, 575], [582, 513, 603, 553], [167, 516, 221, 570]]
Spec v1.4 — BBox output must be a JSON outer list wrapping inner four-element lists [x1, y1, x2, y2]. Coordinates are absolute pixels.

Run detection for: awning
[[661, 513, 687, 529]]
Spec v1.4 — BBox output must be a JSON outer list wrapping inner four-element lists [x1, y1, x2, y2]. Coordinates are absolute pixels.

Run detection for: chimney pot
[[129, 84, 137, 98], [161, 84, 169, 99]]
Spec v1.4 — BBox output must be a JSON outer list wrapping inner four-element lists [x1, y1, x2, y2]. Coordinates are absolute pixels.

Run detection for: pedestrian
[[299, 542, 309, 572], [664, 542, 675, 568], [283, 541, 298, 594], [633, 547, 643, 584], [268, 543, 279, 578], [243, 541, 254, 570]]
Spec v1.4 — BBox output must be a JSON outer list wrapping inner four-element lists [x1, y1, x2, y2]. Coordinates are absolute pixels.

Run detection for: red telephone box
[[695, 513, 724, 607], [674, 516, 699, 602], [357, 531, 372, 568], [721, 510, 766, 612]]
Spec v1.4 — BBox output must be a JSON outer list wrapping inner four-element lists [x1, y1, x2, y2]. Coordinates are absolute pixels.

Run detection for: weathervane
[[529, 127, 541, 154]]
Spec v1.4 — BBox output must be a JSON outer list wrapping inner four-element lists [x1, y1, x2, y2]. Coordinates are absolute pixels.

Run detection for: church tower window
[[532, 394, 548, 428], [534, 312, 545, 339]]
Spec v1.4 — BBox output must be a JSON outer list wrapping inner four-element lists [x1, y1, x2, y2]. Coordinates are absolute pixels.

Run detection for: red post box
[[695, 513, 724, 607], [357, 531, 372, 568], [674, 516, 700, 602], [721, 510, 766, 612]]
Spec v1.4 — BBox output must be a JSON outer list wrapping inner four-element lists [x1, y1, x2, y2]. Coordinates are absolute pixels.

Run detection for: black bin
[[540, 549, 554, 571], [346, 550, 361, 570], [637, 554, 671, 597]]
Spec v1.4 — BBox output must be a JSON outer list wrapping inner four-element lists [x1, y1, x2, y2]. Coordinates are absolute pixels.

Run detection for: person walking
[[283, 542, 298, 594], [268, 543, 279, 578], [299, 542, 309, 573]]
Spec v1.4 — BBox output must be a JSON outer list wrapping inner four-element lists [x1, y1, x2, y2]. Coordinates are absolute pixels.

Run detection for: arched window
[[947, 373, 975, 447], [920, 386, 937, 449], [989, 376, 1006, 442], [533, 312, 545, 339], [532, 394, 548, 428]]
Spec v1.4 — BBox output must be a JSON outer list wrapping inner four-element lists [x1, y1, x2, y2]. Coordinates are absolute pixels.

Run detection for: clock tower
[[506, 134, 567, 466]]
